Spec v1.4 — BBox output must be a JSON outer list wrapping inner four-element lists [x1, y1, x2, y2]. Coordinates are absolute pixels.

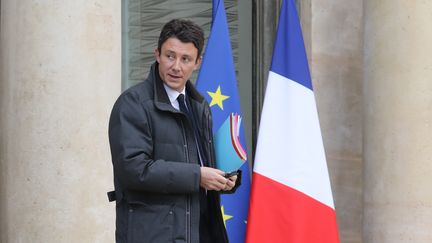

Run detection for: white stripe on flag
[[254, 71, 334, 209]]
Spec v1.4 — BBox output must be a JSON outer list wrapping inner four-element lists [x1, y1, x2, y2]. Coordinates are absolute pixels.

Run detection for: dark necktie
[[177, 94, 193, 123]]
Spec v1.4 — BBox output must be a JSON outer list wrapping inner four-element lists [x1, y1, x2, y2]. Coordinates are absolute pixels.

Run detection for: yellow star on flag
[[207, 85, 230, 110], [221, 205, 233, 228]]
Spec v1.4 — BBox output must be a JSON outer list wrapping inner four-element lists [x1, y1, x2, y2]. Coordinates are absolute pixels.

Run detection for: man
[[108, 19, 240, 243]]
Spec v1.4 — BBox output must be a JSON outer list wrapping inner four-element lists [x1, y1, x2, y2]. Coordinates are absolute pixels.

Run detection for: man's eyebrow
[[163, 50, 194, 59]]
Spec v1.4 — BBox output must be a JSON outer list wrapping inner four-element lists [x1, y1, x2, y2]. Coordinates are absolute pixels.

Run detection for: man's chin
[[165, 81, 184, 92]]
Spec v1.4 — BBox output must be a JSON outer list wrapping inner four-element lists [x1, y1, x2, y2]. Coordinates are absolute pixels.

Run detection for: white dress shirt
[[163, 83, 186, 111]]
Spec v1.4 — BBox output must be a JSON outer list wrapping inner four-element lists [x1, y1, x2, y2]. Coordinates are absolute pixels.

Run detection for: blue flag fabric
[[270, 0, 313, 90], [196, 1, 251, 242]]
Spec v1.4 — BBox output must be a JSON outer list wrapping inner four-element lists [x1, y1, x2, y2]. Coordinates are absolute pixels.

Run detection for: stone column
[[0, 0, 120, 242], [311, 1, 363, 242], [363, 1, 432, 242]]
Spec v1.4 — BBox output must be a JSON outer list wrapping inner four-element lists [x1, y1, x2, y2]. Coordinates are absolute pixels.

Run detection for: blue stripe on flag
[[270, 0, 313, 91]]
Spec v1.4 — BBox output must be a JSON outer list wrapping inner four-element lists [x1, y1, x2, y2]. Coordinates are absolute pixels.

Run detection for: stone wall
[[0, 0, 120, 242], [363, 0, 432, 242], [310, 0, 364, 242]]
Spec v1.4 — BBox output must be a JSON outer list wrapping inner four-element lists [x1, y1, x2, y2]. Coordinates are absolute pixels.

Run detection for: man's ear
[[154, 48, 160, 63], [194, 56, 202, 70]]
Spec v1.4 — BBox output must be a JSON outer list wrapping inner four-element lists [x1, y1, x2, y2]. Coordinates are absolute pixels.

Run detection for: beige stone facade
[[1, 0, 120, 242], [1, 0, 431, 242], [311, 0, 363, 242], [363, 0, 432, 242]]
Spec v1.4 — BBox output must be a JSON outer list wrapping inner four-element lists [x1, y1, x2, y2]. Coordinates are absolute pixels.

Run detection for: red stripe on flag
[[246, 172, 339, 243]]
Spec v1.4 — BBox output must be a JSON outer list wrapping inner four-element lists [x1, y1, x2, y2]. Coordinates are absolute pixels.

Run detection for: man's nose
[[172, 58, 181, 72]]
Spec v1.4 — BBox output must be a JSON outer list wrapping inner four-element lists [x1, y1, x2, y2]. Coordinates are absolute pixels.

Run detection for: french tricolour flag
[[246, 0, 340, 242]]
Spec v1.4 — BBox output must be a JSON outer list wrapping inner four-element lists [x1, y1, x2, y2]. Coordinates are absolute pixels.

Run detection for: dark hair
[[157, 19, 205, 59]]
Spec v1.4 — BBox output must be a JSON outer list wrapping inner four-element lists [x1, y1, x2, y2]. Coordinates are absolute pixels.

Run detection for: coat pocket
[[127, 202, 174, 243]]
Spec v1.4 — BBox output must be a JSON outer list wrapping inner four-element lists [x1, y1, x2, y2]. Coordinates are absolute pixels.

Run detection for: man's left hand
[[223, 175, 237, 191]]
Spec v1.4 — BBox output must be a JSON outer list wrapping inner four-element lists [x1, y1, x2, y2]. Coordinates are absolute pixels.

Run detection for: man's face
[[155, 37, 201, 92]]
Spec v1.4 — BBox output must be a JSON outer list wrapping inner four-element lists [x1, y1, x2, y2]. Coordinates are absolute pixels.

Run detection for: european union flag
[[196, 0, 251, 242]]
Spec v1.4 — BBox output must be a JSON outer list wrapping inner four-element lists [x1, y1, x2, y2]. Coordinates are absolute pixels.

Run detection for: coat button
[[169, 211, 173, 215], [129, 209, 133, 213]]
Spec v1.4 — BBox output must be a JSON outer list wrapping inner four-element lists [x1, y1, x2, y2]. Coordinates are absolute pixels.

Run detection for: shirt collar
[[163, 83, 186, 109], [163, 83, 186, 100]]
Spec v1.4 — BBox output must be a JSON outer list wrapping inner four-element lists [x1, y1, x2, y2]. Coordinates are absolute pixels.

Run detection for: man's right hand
[[200, 167, 229, 191]]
